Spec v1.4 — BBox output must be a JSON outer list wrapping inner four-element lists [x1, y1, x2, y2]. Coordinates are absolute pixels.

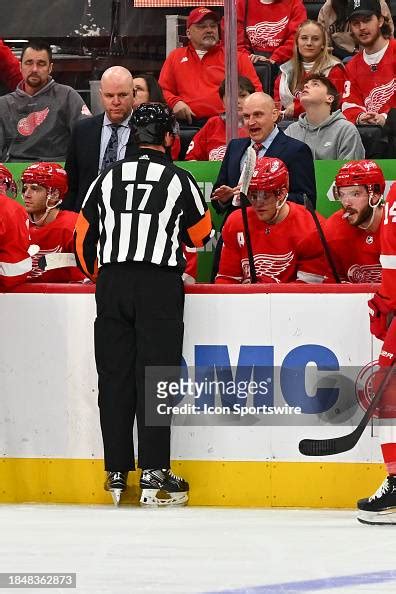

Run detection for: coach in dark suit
[[212, 92, 316, 213], [210, 92, 316, 280], [62, 66, 136, 212]]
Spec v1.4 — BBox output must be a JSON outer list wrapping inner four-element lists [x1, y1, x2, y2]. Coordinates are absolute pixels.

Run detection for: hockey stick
[[38, 253, 77, 271], [299, 363, 396, 456], [303, 193, 341, 284], [239, 146, 257, 283]]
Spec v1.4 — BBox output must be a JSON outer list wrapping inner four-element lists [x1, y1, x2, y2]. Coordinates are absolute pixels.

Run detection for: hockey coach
[[74, 103, 214, 506]]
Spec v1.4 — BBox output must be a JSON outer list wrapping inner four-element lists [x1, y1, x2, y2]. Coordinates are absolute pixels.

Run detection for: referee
[[74, 103, 213, 506]]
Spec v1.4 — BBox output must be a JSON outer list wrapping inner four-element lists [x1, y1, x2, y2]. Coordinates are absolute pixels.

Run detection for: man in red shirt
[[341, 0, 395, 126], [215, 157, 328, 284], [20, 162, 85, 283], [0, 164, 31, 291], [323, 160, 385, 283], [159, 7, 262, 125]]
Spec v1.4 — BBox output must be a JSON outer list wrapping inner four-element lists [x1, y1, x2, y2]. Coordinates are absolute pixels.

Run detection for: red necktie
[[252, 143, 263, 156]]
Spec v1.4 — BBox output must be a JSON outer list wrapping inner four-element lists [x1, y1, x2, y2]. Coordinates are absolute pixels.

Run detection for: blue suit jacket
[[212, 128, 316, 212]]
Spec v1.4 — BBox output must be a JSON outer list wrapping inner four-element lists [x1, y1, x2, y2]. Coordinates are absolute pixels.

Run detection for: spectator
[[159, 7, 262, 125], [215, 157, 328, 284], [133, 74, 167, 107], [21, 162, 85, 283], [274, 20, 346, 119], [0, 40, 22, 92], [236, 0, 307, 66], [0, 40, 90, 162], [133, 73, 181, 161], [63, 66, 135, 213], [0, 164, 31, 291], [318, 0, 393, 60], [322, 160, 385, 283], [285, 74, 365, 159], [185, 76, 254, 161], [342, 0, 395, 126]]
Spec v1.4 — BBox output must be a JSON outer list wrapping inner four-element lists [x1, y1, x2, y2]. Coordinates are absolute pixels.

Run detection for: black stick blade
[[299, 436, 355, 456]]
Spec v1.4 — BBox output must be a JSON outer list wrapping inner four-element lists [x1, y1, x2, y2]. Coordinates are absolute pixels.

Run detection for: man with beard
[[159, 7, 262, 125], [341, 0, 395, 126], [322, 160, 385, 283], [0, 40, 90, 162]]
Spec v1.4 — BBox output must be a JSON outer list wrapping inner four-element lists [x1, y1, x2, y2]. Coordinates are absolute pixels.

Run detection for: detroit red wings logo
[[347, 263, 382, 283], [17, 107, 50, 137], [29, 245, 62, 278], [364, 79, 395, 113], [241, 251, 294, 282], [209, 145, 227, 161], [246, 17, 289, 48]]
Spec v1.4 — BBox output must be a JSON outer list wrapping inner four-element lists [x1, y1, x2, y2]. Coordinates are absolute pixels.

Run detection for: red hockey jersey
[[185, 115, 249, 161], [323, 209, 382, 283], [342, 39, 396, 123], [380, 183, 396, 310], [237, 0, 307, 64], [216, 202, 329, 283], [0, 196, 31, 291], [28, 210, 85, 283]]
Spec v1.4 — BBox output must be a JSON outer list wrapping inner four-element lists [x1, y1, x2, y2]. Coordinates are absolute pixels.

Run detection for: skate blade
[[139, 488, 188, 507], [110, 489, 123, 507], [357, 509, 396, 525]]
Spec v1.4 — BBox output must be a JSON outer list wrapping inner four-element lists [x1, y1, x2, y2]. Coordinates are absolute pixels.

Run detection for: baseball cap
[[347, 0, 382, 20], [187, 7, 220, 28]]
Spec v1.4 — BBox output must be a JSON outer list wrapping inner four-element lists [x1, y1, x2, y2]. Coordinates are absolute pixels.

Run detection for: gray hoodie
[[284, 110, 365, 160], [0, 78, 91, 162]]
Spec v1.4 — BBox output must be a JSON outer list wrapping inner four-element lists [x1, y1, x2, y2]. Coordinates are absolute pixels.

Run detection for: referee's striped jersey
[[74, 148, 214, 281]]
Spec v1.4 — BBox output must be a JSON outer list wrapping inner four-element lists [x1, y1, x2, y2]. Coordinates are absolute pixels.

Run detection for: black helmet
[[131, 103, 179, 145]]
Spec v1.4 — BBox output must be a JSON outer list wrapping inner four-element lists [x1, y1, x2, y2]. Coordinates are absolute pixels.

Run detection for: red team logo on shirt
[[364, 80, 395, 113], [246, 17, 289, 48], [347, 263, 382, 283], [241, 251, 294, 283], [17, 107, 50, 137]]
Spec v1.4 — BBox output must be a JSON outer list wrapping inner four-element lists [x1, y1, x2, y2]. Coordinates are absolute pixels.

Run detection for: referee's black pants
[[94, 262, 185, 471]]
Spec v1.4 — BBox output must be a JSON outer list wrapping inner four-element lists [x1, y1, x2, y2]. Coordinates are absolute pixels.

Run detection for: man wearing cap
[[341, 0, 395, 126], [159, 7, 262, 125]]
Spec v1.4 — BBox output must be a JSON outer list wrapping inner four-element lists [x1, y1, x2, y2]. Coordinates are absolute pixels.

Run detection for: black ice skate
[[140, 469, 189, 507], [104, 471, 128, 507], [357, 475, 396, 525]]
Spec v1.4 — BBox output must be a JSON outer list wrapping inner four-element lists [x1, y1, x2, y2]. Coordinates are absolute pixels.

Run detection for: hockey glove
[[368, 293, 391, 341]]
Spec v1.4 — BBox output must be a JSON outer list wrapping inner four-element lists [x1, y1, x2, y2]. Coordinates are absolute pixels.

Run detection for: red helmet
[[249, 157, 289, 193], [21, 162, 68, 199], [0, 163, 17, 198], [334, 160, 385, 196]]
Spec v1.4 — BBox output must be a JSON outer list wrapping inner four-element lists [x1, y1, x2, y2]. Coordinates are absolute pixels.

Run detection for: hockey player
[[324, 160, 385, 283], [357, 180, 396, 525], [20, 162, 85, 283], [0, 164, 31, 291], [341, 0, 395, 126], [215, 157, 329, 284], [74, 103, 213, 506]]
